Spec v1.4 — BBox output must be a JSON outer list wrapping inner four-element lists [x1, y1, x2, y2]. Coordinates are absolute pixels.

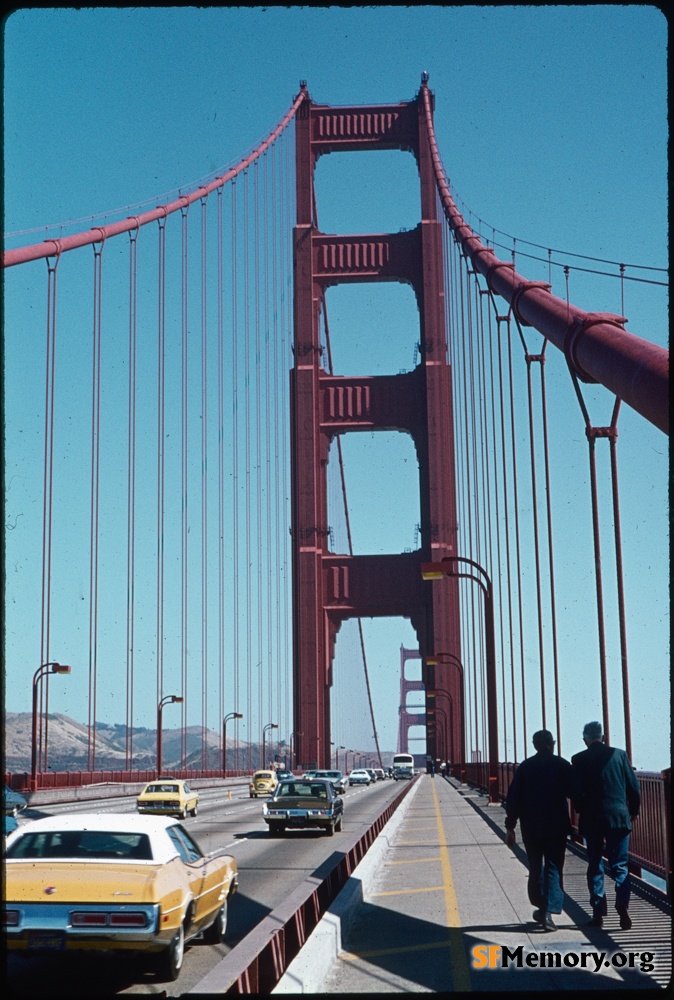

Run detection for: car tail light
[[71, 912, 108, 926], [109, 913, 147, 927], [4, 910, 20, 926], [70, 911, 148, 928]]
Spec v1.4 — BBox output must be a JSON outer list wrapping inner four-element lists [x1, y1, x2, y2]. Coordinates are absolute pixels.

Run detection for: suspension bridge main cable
[[419, 78, 668, 436], [3, 89, 309, 268]]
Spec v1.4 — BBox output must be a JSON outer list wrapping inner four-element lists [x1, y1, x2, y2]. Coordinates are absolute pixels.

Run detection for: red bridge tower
[[291, 79, 461, 768]]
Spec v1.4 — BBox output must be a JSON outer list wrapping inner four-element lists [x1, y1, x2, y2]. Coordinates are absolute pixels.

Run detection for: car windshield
[[276, 782, 328, 799], [6, 830, 153, 861], [145, 784, 179, 794]]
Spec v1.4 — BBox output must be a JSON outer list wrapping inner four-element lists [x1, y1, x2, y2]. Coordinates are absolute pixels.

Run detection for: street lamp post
[[262, 723, 278, 770], [427, 701, 448, 761], [425, 652, 465, 767], [422, 556, 499, 802], [157, 695, 183, 777], [289, 731, 302, 771], [223, 712, 243, 776], [31, 662, 72, 790]]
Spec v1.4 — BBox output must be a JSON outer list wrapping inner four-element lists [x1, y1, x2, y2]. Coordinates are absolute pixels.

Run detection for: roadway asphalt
[[292, 774, 670, 992]]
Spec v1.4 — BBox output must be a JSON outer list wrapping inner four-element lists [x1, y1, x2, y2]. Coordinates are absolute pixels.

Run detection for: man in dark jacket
[[571, 721, 641, 930], [505, 730, 572, 931]]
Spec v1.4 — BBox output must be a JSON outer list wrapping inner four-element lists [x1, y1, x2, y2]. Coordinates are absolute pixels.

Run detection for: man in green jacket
[[571, 721, 641, 930]]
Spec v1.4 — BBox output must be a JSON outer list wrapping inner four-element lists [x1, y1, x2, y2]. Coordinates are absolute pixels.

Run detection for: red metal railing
[[4, 768, 248, 790]]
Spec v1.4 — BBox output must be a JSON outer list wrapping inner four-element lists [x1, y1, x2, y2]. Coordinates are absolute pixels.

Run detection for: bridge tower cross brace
[[291, 80, 462, 769]]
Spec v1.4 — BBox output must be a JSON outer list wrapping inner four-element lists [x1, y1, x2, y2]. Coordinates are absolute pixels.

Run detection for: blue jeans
[[522, 835, 567, 914], [584, 828, 631, 912]]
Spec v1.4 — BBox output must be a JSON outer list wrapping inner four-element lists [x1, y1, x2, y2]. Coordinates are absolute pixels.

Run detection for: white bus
[[392, 753, 415, 780]]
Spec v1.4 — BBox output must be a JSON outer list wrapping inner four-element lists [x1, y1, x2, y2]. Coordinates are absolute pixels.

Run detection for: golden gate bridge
[[3, 78, 668, 864]]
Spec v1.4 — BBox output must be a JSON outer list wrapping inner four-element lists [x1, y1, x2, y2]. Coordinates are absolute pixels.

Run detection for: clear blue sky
[[3, 7, 668, 768]]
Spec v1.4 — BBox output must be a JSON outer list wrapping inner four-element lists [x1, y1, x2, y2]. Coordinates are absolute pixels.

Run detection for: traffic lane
[[6, 780, 398, 996]]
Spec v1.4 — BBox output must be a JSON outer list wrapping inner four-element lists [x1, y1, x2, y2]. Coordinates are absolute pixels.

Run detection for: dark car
[[262, 778, 343, 836], [4, 786, 27, 818], [311, 769, 348, 794]]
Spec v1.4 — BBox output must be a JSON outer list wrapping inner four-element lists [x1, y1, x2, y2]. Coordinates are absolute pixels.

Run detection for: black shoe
[[616, 904, 632, 930], [587, 914, 603, 928], [542, 912, 557, 932], [532, 909, 545, 924]]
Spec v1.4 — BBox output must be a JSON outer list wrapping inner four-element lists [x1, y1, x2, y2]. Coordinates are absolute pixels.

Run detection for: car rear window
[[6, 830, 154, 861], [277, 782, 328, 799], [144, 784, 179, 794], [256, 772, 274, 779]]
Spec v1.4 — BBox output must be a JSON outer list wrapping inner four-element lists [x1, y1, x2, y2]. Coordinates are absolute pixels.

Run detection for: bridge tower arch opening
[[291, 81, 462, 769]]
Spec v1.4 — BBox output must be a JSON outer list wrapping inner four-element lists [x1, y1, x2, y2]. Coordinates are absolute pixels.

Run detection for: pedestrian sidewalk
[[282, 774, 671, 992]]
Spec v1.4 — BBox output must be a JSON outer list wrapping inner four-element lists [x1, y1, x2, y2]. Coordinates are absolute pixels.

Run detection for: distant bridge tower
[[397, 647, 425, 755], [291, 79, 462, 769]]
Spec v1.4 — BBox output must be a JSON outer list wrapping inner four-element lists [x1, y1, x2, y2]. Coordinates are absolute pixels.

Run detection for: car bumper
[[264, 810, 338, 830], [136, 804, 183, 814], [5, 902, 163, 951]]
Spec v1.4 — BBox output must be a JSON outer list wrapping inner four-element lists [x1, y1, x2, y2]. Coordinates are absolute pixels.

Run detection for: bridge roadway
[[5, 774, 405, 996], [6, 774, 671, 994], [273, 774, 671, 993]]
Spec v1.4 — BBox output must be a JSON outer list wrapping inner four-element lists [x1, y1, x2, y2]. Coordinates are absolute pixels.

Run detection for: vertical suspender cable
[[201, 194, 209, 769], [271, 141, 284, 738], [538, 344, 563, 753], [231, 181, 241, 765], [217, 187, 226, 756], [39, 254, 59, 775], [523, 346, 547, 728], [88, 238, 104, 770], [157, 215, 167, 726], [282, 129, 293, 742], [254, 161, 264, 745], [263, 152, 274, 731], [608, 400, 632, 760], [504, 312, 528, 757], [179, 208, 188, 763], [126, 225, 139, 768], [243, 169, 253, 771]]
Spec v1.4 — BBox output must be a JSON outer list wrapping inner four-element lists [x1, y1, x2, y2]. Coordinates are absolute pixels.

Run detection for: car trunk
[[6, 862, 159, 903]]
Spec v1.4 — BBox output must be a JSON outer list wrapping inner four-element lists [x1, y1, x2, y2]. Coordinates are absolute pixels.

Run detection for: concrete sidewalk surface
[[280, 774, 671, 992]]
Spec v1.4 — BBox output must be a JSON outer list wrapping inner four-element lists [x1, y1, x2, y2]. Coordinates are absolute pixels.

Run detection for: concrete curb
[[272, 778, 422, 994]]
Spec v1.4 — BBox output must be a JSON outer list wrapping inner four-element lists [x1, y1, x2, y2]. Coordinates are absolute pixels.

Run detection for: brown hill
[[3, 712, 259, 774]]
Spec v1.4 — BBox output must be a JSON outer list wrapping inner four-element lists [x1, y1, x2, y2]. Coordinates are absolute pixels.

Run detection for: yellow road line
[[387, 856, 443, 865], [432, 780, 472, 991], [341, 939, 450, 961], [371, 885, 445, 897]]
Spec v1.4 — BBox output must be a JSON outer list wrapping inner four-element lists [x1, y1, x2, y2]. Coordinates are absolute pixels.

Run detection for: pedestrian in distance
[[571, 720, 640, 930], [505, 729, 572, 932]]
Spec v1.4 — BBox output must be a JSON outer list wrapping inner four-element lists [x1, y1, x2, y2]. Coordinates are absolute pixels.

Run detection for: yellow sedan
[[4, 812, 237, 982], [136, 779, 199, 819]]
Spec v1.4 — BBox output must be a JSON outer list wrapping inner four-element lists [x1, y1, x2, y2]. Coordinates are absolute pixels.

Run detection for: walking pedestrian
[[571, 721, 640, 929], [505, 729, 572, 931]]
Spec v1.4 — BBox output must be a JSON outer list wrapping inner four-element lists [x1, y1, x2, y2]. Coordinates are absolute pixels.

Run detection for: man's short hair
[[532, 729, 555, 750], [583, 721, 603, 740]]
